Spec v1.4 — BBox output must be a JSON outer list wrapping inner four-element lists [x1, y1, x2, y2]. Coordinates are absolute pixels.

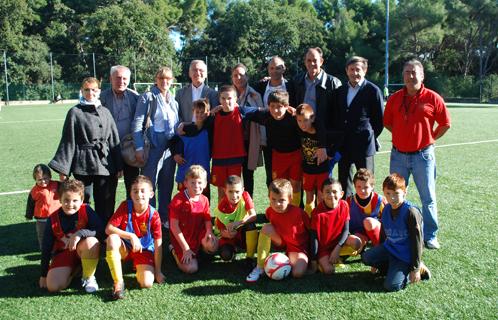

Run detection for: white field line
[[0, 118, 64, 124], [1, 139, 497, 196]]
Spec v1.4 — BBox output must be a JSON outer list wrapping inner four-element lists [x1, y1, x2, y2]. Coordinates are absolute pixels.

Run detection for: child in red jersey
[[246, 179, 310, 282], [294, 104, 329, 216], [105, 175, 164, 300], [26, 164, 61, 250], [309, 178, 362, 274], [39, 179, 103, 293], [210, 85, 247, 202], [346, 169, 386, 252], [169, 165, 218, 273], [214, 175, 258, 262]]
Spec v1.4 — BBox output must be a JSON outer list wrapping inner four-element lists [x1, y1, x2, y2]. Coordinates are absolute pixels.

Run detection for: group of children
[[26, 84, 432, 298]]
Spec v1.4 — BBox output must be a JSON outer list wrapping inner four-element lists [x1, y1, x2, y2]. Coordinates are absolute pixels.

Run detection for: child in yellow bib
[[214, 175, 258, 262]]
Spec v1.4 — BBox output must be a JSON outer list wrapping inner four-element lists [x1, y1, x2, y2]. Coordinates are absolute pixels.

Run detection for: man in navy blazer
[[337, 56, 384, 197], [175, 60, 219, 121]]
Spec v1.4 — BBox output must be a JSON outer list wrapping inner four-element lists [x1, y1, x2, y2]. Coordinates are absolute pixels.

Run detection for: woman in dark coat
[[49, 77, 123, 222]]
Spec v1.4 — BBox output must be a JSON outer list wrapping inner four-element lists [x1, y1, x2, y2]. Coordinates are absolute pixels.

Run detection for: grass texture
[[0, 104, 496, 319]]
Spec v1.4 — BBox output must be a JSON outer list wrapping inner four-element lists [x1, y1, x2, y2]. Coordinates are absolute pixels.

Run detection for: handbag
[[121, 98, 153, 168]]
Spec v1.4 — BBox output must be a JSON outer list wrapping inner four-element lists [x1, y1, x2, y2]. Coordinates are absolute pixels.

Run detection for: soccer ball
[[264, 252, 292, 280]]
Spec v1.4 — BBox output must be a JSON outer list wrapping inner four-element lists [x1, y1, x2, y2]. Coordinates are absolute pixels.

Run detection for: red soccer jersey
[[109, 201, 162, 240], [384, 85, 451, 152], [169, 191, 211, 254], [212, 107, 246, 161], [215, 191, 254, 230], [266, 205, 310, 254], [311, 200, 350, 251]]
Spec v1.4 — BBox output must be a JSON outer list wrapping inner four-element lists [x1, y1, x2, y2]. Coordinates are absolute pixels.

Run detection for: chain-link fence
[[1, 51, 497, 104]]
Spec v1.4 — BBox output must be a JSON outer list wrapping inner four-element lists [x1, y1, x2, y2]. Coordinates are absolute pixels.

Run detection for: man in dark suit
[[175, 60, 219, 122], [337, 56, 384, 197], [100, 65, 139, 199]]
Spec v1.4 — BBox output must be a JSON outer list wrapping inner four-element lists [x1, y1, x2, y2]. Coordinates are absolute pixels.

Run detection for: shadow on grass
[[0, 222, 39, 256]]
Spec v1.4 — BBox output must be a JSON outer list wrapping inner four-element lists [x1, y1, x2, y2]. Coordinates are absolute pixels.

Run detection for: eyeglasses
[[83, 88, 99, 92]]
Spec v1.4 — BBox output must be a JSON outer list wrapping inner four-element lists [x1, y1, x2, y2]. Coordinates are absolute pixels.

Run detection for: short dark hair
[[382, 173, 407, 192], [58, 179, 85, 198], [32, 164, 51, 180], [268, 89, 289, 105], [321, 177, 342, 191], [346, 56, 368, 70], [403, 59, 424, 73], [219, 84, 237, 95], [131, 175, 153, 190], [225, 175, 243, 187], [192, 98, 210, 111], [353, 168, 375, 186], [269, 178, 293, 197]]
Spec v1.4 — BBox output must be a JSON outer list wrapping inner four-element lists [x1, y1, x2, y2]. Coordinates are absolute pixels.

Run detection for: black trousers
[[73, 174, 117, 224], [122, 162, 140, 199], [338, 154, 374, 198]]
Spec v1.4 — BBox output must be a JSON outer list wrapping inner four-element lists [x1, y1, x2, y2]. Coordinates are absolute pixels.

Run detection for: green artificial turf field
[[0, 103, 496, 319]]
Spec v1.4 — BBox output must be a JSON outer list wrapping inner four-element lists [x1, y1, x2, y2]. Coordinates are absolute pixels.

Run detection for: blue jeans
[[142, 133, 175, 222], [362, 245, 411, 291], [390, 145, 438, 241]]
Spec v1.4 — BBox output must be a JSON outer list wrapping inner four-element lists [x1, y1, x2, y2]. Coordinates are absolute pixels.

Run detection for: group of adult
[[49, 47, 450, 250]]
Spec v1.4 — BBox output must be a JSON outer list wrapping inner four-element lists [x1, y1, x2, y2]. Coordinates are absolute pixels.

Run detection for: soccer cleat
[[112, 281, 125, 300], [419, 262, 431, 281], [81, 276, 99, 293], [425, 238, 441, 250], [246, 266, 264, 283]]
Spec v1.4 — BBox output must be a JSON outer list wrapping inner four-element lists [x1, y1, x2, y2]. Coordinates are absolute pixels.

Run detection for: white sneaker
[[425, 238, 441, 250], [82, 276, 99, 293], [246, 266, 264, 283]]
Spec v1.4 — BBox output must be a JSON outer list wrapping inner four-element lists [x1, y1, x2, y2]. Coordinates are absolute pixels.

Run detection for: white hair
[[110, 65, 131, 77]]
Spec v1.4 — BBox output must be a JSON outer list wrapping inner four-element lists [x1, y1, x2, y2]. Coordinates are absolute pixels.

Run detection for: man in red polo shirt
[[384, 59, 451, 250]]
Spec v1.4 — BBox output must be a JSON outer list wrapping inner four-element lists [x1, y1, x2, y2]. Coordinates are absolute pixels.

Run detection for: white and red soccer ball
[[264, 252, 292, 280]]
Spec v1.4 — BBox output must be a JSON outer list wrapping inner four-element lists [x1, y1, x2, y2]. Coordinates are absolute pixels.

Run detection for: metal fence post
[[3, 50, 9, 105], [92, 52, 96, 78], [50, 52, 55, 101]]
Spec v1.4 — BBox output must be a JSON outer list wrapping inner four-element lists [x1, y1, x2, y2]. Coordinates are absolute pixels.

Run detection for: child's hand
[[315, 148, 328, 165], [173, 154, 186, 165], [67, 234, 81, 251], [39, 277, 47, 288], [210, 105, 223, 115], [59, 173, 68, 181], [409, 270, 421, 283], [220, 229, 233, 239], [329, 245, 341, 265], [177, 122, 185, 135], [129, 233, 143, 253], [60, 234, 71, 248], [182, 249, 195, 264], [155, 271, 165, 284], [286, 105, 296, 116]]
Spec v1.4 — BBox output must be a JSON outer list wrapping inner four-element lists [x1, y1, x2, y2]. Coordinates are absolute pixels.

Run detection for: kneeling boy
[[39, 179, 103, 293], [246, 179, 310, 282], [214, 175, 258, 261], [361, 173, 431, 291], [105, 175, 164, 300]]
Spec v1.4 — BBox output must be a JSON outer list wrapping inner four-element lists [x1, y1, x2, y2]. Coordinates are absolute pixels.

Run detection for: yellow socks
[[105, 250, 123, 283], [339, 245, 358, 257], [245, 230, 258, 259], [81, 257, 99, 279], [304, 202, 315, 217], [256, 231, 271, 268], [291, 191, 301, 207]]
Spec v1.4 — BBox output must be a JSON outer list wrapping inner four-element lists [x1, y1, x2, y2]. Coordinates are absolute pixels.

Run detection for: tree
[[182, 0, 326, 83]]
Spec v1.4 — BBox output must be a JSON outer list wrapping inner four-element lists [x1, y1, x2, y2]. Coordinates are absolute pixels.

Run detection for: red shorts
[[171, 228, 207, 261], [272, 149, 302, 181], [124, 250, 155, 268], [317, 241, 339, 259], [49, 249, 81, 271], [302, 172, 329, 192], [211, 164, 242, 187]]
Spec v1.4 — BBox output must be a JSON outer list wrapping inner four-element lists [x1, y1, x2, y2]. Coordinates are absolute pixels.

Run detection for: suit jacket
[[100, 88, 139, 140], [336, 79, 384, 159], [175, 83, 219, 122], [292, 70, 343, 150]]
